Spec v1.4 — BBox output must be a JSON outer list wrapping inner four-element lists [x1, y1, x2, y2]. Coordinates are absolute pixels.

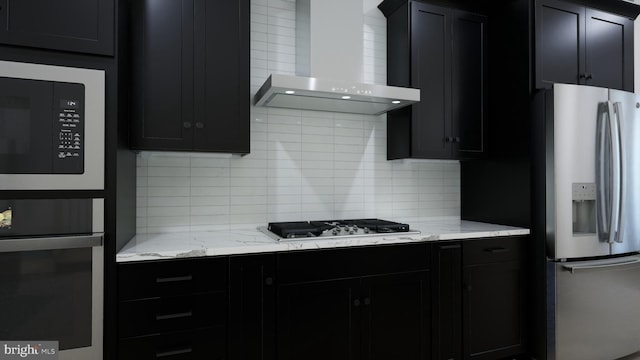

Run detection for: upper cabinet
[[535, 0, 634, 91], [380, 0, 487, 160], [0, 0, 114, 55], [130, 0, 250, 154]]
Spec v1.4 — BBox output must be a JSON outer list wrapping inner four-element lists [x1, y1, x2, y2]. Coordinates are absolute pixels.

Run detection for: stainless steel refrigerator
[[540, 83, 640, 360]]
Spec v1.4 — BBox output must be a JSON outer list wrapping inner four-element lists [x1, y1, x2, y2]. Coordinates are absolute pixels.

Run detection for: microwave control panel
[[53, 82, 84, 174]]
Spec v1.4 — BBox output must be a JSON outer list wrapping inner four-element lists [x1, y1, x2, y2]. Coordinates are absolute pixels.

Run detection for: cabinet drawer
[[463, 236, 526, 266], [118, 257, 227, 300], [119, 292, 226, 338], [118, 328, 225, 360], [278, 243, 430, 284]]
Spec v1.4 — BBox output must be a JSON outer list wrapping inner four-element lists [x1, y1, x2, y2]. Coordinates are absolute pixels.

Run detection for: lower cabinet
[[117, 256, 228, 360], [276, 243, 431, 360], [462, 236, 527, 360], [116, 236, 528, 360]]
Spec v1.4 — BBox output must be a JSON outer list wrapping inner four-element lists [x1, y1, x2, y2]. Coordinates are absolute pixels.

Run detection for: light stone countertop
[[116, 219, 530, 263]]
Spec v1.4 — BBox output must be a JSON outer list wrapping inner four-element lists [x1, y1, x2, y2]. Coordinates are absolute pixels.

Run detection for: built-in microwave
[[0, 60, 104, 190]]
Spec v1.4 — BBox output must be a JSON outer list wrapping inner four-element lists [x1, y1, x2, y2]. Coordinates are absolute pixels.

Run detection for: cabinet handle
[[484, 247, 509, 253], [465, 285, 473, 292], [195, 122, 204, 129], [445, 137, 453, 143], [586, 73, 593, 80], [364, 297, 371, 306], [265, 277, 274, 286], [579, 73, 586, 79], [453, 137, 461, 143], [156, 275, 193, 283], [183, 122, 192, 129], [353, 299, 361, 307], [156, 347, 193, 358], [155, 311, 193, 321]]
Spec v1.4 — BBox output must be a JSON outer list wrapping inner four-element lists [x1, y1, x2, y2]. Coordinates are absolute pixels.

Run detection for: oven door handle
[[0, 233, 103, 252]]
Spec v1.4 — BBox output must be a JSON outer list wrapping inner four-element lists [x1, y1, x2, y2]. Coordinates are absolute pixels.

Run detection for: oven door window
[[0, 247, 92, 350], [0, 77, 53, 173]]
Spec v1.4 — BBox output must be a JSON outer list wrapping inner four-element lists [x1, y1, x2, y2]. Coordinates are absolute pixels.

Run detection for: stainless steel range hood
[[253, 0, 419, 115], [254, 74, 419, 115]]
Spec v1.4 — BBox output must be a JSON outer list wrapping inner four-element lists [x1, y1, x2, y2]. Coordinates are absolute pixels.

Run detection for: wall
[[135, 0, 461, 234]]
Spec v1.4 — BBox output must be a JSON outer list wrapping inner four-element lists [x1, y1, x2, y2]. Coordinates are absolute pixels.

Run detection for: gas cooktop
[[260, 219, 420, 241]]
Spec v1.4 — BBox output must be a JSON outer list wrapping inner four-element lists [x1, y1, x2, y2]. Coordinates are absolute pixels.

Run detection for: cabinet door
[[585, 8, 633, 91], [451, 11, 487, 158], [535, 0, 586, 89], [130, 0, 195, 150], [410, 2, 452, 159], [229, 254, 276, 360], [0, 0, 114, 55], [462, 261, 526, 360], [362, 272, 430, 360], [193, 0, 250, 153], [277, 279, 360, 360], [432, 242, 462, 360]]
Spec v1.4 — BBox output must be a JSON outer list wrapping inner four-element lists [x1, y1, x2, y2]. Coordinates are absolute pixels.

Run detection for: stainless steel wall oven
[[0, 198, 104, 360]]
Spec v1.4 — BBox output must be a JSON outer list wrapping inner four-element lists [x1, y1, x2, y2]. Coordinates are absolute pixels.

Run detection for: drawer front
[[278, 243, 430, 284], [118, 328, 225, 360], [118, 257, 227, 300], [463, 236, 526, 266], [119, 292, 226, 338]]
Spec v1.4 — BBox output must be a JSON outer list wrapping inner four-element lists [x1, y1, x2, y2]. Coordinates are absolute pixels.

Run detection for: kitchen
[[0, 0, 638, 359]]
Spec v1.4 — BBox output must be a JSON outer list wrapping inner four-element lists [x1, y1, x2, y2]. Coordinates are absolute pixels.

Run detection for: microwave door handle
[[596, 102, 611, 242], [0, 233, 103, 253], [611, 102, 623, 243]]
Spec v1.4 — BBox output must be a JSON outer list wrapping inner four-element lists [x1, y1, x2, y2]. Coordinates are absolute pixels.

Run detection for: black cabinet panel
[[277, 279, 358, 360], [452, 12, 487, 157], [0, 0, 114, 55], [585, 8, 633, 91], [462, 236, 528, 360], [130, 0, 249, 153], [228, 254, 276, 360], [463, 261, 526, 360], [363, 272, 430, 360], [131, 0, 194, 149], [431, 242, 462, 360], [384, 0, 487, 160], [535, 0, 585, 88], [535, 0, 633, 91], [411, 2, 451, 159], [118, 328, 225, 360]]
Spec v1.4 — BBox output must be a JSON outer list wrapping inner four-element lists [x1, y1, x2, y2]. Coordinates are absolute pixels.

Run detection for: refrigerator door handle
[[611, 102, 623, 243], [596, 102, 612, 242], [561, 257, 640, 273]]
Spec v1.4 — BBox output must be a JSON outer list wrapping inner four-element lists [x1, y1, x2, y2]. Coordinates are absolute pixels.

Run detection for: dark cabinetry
[[228, 254, 276, 360], [0, 0, 114, 55], [381, 0, 487, 160], [130, 0, 249, 153], [462, 237, 527, 359], [117, 257, 228, 360], [431, 237, 528, 360], [535, 0, 633, 91], [431, 241, 462, 360], [276, 244, 431, 360]]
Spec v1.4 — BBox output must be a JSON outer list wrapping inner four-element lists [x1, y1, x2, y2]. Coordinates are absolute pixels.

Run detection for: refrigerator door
[[548, 255, 640, 360], [548, 84, 610, 259], [608, 89, 640, 255]]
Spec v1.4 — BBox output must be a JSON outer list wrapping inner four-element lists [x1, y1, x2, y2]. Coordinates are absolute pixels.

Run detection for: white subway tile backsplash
[[134, 0, 460, 234]]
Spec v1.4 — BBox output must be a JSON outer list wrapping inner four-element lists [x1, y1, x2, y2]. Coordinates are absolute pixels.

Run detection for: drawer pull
[[156, 347, 193, 358], [156, 275, 193, 283], [155, 311, 193, 321], [484, 247, 509, 254]]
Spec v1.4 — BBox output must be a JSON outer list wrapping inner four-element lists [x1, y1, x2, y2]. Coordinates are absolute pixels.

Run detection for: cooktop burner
[[261, 219, 420, 241]]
